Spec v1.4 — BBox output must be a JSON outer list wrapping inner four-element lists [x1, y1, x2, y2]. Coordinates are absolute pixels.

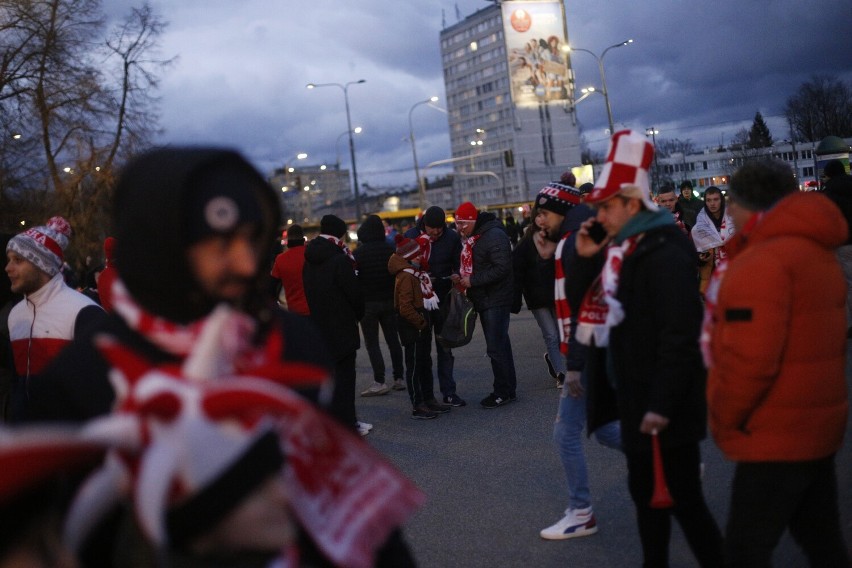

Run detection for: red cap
[[455, 202, 478, 221]]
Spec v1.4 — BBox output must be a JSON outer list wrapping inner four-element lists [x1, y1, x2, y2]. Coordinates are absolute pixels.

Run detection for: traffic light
[[504, 149, 514, 168]]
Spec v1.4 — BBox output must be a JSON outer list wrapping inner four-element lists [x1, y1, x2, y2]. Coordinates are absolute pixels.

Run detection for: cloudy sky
[[105, 0, 852, 188]]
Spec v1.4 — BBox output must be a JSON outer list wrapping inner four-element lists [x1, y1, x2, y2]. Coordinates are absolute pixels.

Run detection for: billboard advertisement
[[502, 0, 572, 108]]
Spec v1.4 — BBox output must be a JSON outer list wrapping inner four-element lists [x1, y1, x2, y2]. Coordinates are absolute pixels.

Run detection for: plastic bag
[[436, 287, 477, 348]]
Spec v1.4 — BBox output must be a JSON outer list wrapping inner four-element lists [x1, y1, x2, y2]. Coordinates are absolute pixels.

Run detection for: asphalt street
[[355, 309, 852, 568]]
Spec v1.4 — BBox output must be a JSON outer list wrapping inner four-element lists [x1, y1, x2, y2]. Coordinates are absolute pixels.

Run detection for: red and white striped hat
[[586, 130, 657, 211]]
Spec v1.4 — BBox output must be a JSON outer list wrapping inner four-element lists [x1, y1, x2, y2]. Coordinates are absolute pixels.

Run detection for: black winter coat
[[354, 216, 396, 302], [511, 234, 553, 312], [569, 224, 707, 453], [303, 237, 365, 362], [467, 212, 514, 311]]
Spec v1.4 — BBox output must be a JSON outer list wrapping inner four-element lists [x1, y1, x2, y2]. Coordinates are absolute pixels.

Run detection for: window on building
[[803, 166, 814, 176]]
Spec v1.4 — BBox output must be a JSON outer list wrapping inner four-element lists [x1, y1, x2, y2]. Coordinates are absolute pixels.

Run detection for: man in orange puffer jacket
[[705, 159, 850, 567]]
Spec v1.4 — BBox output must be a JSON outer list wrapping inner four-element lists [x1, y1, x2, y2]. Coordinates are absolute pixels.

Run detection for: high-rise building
[[438, 0, 583, 209]]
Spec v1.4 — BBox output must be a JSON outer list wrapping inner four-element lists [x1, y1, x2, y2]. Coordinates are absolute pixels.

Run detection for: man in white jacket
[[5, 216, 103, 421]]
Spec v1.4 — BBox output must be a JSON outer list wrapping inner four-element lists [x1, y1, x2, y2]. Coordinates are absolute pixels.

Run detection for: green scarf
[[614, 209, 674, 245]]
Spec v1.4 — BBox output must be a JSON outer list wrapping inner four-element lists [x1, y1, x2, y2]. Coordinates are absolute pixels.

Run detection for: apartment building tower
[[438, 0, 583, 209]]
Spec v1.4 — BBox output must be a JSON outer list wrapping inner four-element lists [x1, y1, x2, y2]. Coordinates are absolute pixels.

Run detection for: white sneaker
[[539, 507, 598, 540], [360, 382, 391, 397], [356, 421, 373, 436]]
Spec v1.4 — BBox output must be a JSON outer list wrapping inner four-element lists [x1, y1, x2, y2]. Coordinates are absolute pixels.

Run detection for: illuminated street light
[[564, 39, 634, 135], [336, 127, 362, 167], [409, 95, 439, 210], [307, 79, 367, 218]]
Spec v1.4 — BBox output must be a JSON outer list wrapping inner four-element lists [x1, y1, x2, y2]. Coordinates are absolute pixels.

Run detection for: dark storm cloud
[[110, 0, 852, 185]]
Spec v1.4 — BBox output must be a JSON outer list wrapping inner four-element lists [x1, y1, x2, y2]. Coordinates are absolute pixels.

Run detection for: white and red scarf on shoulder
[[575, 235, 641, 347], [553, 231, 574, 354], [402, 267, 440, 311], [319, 234, 357, 274], [459, 234, 481, 281]]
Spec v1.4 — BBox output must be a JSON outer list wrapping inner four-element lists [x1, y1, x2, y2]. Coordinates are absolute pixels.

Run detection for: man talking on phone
[[568, 130, 723, 567], [532, 182, 622, 541]]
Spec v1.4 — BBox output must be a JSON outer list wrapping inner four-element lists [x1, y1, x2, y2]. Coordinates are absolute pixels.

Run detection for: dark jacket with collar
[[568, 223, 706, 453], [467, 212, 513, 312], [303, 237, 365, 362], [353, 215, 395, 303]]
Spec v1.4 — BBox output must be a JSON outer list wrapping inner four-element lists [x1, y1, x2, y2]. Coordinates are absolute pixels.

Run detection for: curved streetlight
[[306, 79, 366, 218], [409, 96, 439, 209], [563, 39, 633, 135], [336, 127, 362, 168]]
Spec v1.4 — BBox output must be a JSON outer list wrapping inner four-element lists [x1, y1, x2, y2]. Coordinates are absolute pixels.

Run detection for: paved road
[[355, 309, 852, 567]]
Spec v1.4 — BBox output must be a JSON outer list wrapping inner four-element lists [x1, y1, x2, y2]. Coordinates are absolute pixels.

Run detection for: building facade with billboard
[[438, 0, 583, 209]]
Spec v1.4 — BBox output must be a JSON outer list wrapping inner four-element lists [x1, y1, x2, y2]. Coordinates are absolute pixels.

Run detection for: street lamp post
[[565, 39, 633, 135], [336, 127, 362, 168], [409, 96, 439, 210], [307, 79, 366, 219], [645, 127, 659, 194]]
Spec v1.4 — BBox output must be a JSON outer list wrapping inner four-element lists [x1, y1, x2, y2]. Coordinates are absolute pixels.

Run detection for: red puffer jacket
[[708, 192, 849, 462]]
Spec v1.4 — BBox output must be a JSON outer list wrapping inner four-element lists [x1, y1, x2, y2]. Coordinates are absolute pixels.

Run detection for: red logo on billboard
[[510, 9, 532, 33]]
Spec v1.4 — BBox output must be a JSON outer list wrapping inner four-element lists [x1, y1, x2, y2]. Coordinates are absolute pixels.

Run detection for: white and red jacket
[[8, 273, 102, 378]]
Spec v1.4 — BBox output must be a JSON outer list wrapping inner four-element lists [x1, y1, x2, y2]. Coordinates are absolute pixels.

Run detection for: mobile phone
[[587, 221, 607, 244]]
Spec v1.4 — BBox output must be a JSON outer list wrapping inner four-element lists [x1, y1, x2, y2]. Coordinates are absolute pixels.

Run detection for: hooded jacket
[[466, 211, 514, 311], [353, 215, 396, 303], [707, 192, 849, 462], [27, 148, 331, 423], [113, 148, 281, 324], [303, 237, 365, 362]]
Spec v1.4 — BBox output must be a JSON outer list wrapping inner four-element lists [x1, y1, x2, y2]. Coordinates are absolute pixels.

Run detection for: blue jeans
[[360, 300, 404, 383], [553, 370, 621, 510], [479, 306, 517, 397], [532, 306, 566, 375]]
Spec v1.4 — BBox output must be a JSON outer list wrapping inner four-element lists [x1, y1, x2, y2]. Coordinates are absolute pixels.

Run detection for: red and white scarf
[[700, 212, 761, 368], [415, 232, 432, 273], [459, 234, 481, 280], [103, 279, 424, 568], [402, 267, 440, 311], [320, 234, 357, 273], [553, 232, 574, 354], [575, 235, 640, 347]]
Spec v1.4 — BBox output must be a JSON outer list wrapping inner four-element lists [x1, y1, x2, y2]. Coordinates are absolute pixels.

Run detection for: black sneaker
[[480, 393, 510, 409], [411, 405, 439, 420], [556, 373, 565, 389], [544, 352, 559, 379], [424, 399, 452, 413], [443, 394, 467, 407]]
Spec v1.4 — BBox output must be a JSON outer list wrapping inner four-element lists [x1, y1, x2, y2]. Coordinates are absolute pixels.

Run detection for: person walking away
[[705, 159, 850, 567], [270, 224, 310, 316], [354, 214, 405, 395], [303, 215, 370, 435]]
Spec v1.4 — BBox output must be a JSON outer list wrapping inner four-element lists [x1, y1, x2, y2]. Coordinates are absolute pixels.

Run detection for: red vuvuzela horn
[[649, 432, 674, 509]]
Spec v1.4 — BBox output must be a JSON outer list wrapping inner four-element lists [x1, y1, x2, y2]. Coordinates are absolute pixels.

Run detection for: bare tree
[[784, 75, 852, 141], [0, 0, 171, 263]]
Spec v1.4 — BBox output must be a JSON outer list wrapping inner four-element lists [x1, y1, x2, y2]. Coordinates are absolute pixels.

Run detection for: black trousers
[[726, 454, 849, 568], [398, 312, 434, 407], [330, 352, 357, 430], [626, 442, 724, 568]]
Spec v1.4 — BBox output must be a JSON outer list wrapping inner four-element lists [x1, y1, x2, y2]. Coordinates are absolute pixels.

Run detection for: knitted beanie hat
[[535, 182, 582, 216], [422, 206, 447, 228], [6, 216, 73, 277], [395, 234, 421, 260], [320, 215, 347, 238], [455, 202, 478, 222]]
